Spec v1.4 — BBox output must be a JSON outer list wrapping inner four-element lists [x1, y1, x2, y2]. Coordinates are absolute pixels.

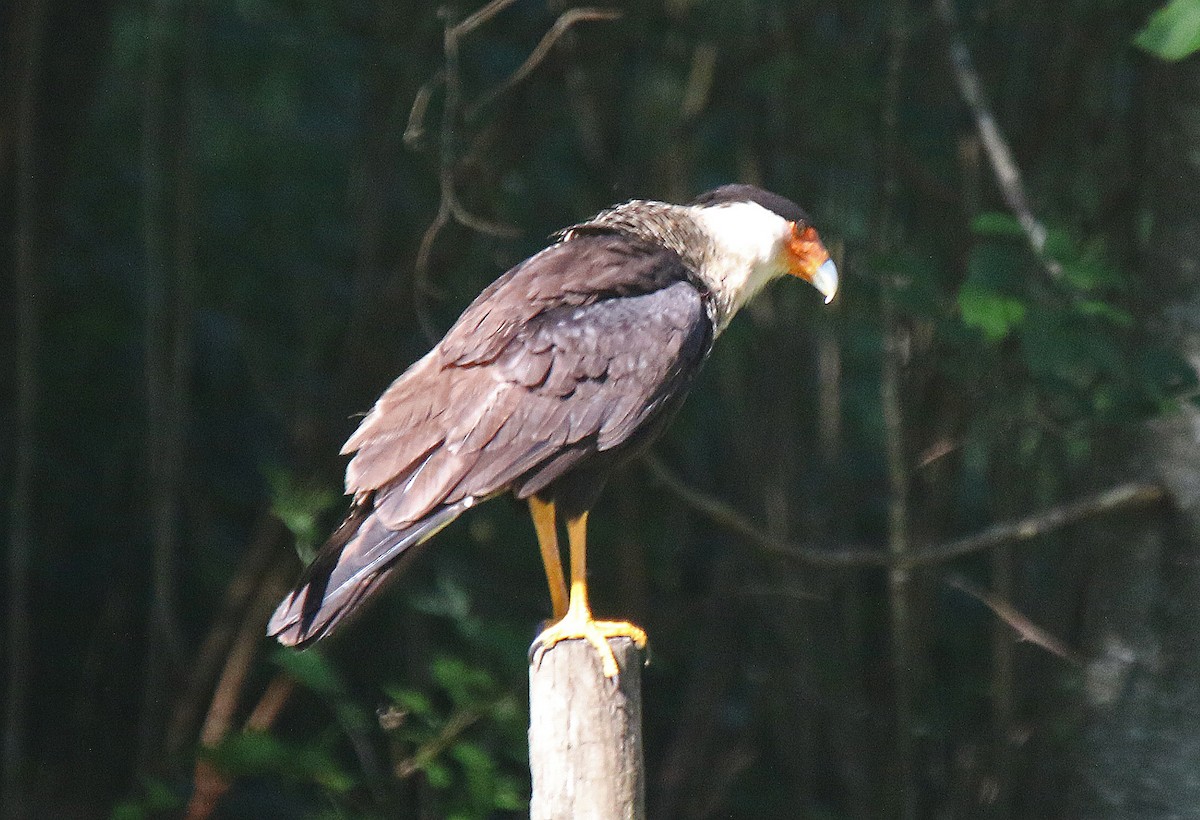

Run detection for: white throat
[[688, 201, 793, 333]]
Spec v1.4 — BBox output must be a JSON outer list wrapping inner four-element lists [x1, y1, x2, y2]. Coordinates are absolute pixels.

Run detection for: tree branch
[[466, 8, 622, 121], [642, 454, 1164, 570], [946, 575, 1081, 666], [183, 566, 292, 820], [409, 2, 621, 342], [935, 0, 1062, 280]]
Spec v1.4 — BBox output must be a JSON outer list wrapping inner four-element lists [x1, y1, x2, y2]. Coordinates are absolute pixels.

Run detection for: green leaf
[[264, 464, 340, 565], [1075, 300, 1133, 327], [1136, 0, 1200, 61], [385, 687, 438, 723], [206, 731, 355, 792], [424, 759, 453, 789], [453, 740, 498, 807], [1043, 227, 1076, 263], [110, 776, 182, 818], [273, 646, 347, 697], [493, 774, 527, 810], [958, 283, 1028, 341], [431, 656, 495, 706], [1061, 259, 1123, 292], [971, 212, 1024, 238]]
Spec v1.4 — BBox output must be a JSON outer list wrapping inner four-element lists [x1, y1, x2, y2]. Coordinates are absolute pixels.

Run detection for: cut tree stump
[[528, 636, 645, 820]]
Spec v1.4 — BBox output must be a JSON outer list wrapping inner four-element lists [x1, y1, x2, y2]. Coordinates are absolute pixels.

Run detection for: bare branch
[[467, 8, 623, 120], [935, 0, 1062, 280], [394, 708, 483, 779], [409, 1, 527, 342], [183, 566, 292, 820], [403, 70, 443, 149], [452, 0, 518, 38], [642, 454, 1164, 570], [447, 190, 520, 237], [244, 674, 295, 732], [165, 514, 286, 756], [408, 1, 623, 340], [946, 576, 1082, 666], [641, 455, 790, 552], [412, 200, 453, 344], [907, 481, 1163, 569]]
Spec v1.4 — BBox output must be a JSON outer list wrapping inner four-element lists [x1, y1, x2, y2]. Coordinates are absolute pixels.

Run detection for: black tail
[[268, 500, 467, 647]]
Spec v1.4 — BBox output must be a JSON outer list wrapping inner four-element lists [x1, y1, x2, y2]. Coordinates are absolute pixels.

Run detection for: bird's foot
[[531, 612, 647, 679]]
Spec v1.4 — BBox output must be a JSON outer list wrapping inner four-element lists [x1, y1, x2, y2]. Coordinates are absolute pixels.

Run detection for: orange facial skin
[[785, 223, 832, 283]]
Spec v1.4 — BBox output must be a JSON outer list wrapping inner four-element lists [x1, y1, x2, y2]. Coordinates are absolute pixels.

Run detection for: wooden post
[[528, 637, 645, 820]]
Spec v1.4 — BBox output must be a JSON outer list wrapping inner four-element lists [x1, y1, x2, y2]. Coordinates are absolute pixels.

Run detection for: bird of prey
[[269, 184, 838, 676]]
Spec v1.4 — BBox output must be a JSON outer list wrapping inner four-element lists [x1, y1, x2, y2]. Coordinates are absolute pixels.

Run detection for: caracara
[[269, 184, 838, 676]]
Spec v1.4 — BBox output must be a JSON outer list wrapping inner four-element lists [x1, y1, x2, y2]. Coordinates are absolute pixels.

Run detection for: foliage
[[253, 602, 526, 818], [381, 657, 526, 819], [1136, 0, 1200, 61], [957, 215, 1188, 432], [266, 466, 342, 565], [5, 0, 1194, 816]]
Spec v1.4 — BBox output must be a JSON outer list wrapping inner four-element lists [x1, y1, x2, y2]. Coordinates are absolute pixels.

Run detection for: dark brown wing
[[270, 234, 711, 646]]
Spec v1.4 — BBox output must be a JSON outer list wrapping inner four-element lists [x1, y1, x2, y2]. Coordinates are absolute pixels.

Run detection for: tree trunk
[[1073, 57, 1200, 816]]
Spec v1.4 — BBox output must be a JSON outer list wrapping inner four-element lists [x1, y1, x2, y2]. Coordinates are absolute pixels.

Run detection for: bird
[[268, 184, 838, 677]]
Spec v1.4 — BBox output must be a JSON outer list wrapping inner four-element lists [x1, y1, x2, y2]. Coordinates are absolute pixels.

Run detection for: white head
[[688, 185, 838, 332]]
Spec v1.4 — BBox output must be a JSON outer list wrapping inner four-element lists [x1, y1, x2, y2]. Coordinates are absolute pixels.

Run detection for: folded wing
[[269, 234, 712, 646]]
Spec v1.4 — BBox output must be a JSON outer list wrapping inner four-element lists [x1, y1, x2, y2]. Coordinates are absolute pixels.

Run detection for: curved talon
[[533, 615, 647, 679], [529, 508, 648, 679]]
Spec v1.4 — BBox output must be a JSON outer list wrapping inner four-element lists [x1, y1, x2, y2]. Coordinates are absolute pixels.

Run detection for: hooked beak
[[786, 223, 838, 304]]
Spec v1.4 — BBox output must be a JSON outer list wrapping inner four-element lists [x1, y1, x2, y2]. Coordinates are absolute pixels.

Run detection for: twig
[[466, 8, 623, 121], [680, 42, 718, 122], [4, 2, 47, 814], [946, 576, 1081, 666], [182, 674, 295, 820], [935, 0, 1062, 280], [394, 707, 483, 779], [642, 455, 1163, 570], [451, 0, 517, 38], [184, 567, 292, 820], [410, 3, 622, 340], [403, 70, 444, 149], [642, 455, 787, 551], [410, 2, 526, 343], [244, 674, 295, 731], [412, 201, 453, 343], [904, 481, 1163, 569], [165, 515, 286, 755]]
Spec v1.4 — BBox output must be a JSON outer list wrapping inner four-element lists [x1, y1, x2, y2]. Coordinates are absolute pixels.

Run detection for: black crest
[[691, 184, 810, 225]]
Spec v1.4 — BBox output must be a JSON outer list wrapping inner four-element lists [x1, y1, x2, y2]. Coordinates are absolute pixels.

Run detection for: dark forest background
[[7, 0, 1200, 817]]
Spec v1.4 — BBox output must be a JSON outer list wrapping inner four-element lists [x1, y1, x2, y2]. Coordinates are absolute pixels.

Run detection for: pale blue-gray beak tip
[[814, 258, 838, 304]]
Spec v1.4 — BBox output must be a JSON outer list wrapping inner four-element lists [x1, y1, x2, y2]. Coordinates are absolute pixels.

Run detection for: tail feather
[[269, 501, 467, 647]]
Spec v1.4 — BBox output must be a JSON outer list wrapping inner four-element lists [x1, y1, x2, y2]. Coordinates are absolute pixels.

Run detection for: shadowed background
[[5, 0, 1200, 817]]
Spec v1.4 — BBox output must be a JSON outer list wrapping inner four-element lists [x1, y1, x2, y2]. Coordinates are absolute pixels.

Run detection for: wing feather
[[273, 233, 712, 647]]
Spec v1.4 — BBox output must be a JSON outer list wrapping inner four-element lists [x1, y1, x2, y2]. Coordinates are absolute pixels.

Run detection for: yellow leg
[[529, 497, 568, 619], [532, 510, 647, 678]]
